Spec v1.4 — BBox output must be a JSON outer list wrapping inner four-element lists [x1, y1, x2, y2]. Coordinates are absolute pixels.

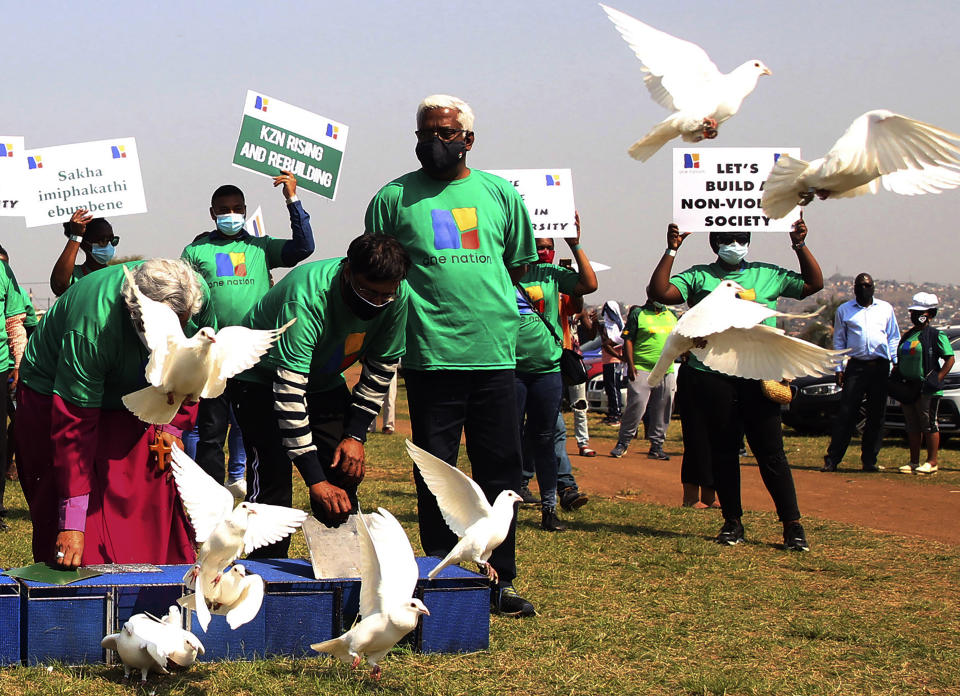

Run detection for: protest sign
[[0, 136, 25, 217], [232, 90, 348, 200], [487, 168, 577, 238], [244, 205, 266, 237], [22, 138, 147, 228], [673, 148, 801, 232]]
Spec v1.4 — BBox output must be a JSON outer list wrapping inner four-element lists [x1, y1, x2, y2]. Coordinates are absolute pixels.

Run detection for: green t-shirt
[[515, 263, 578, 374], [899, 327, 954, 395], [19, 287, 38, 328], [181, 233, 286, 328], [670, 261, 805, 372], [364, 169, 537, 370], [238, 258, 408, 392], [622, 306, 678, 373], [20, 262, 216, 409]]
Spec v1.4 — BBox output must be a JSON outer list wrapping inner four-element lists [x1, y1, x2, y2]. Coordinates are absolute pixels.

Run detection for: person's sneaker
[[558, 486, 589, 511], [609, 442, 628, 458], [491, 583, 536, 617], [541, 506, 566, 532], [783, 522, 810, 552], [716, 518, 745, 546], [226, 478, 247, 499], [862, 463, 885, 472], [517, 485, 540, 506], [915, 462, 938, 475], [899, 462, 919, 474], [577, 446, 597, 457], [820, 455, 837, 472], [381, 426, 395, 435], [647, 446, 670, 461]]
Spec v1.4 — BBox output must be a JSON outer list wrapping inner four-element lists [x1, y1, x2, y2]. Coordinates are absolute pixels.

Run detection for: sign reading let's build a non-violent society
[[233, 90, 347, 200], [673, 147, 801, 232]]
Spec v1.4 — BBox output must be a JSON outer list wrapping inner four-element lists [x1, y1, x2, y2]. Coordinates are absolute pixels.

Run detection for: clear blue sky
[[4, 0, 959, 308]]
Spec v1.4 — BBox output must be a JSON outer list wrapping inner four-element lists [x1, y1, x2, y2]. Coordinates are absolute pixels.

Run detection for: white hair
[[122, 258, 204, 323], [417, 94, 475, 131]]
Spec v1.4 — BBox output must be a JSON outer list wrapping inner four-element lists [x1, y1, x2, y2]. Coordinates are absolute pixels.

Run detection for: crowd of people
[[0, 94, 950, 620]]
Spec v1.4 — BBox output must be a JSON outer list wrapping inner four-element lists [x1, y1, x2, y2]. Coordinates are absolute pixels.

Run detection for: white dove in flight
[[762, 110, 960, 219], [312, 507, 429, 681], [169, 445, 306, 632], [405, 440, 523, 584], [179, 563, 265, 630], [600, 3, 771, 161], [101, 609, 204, 683], [120, 264, 295, 425], [647, 280, 845, 386]]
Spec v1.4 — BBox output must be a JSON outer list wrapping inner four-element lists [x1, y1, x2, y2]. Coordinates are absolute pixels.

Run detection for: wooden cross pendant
[[149, 432, 173, 471]]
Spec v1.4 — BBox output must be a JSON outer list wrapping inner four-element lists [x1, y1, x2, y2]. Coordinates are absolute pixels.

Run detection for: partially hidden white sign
[[0, 137, 25, 217], [23, 138, 147, 228], [673, 148, 801, 232], [487, 168, 577, 238]]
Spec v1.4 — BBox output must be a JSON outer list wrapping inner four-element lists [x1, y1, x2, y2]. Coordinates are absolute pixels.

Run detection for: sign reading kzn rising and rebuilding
[[0, 136, 25, 217], [232, 90, 348, 200], [487, 168, 577, 238], [673, 148, 801, 232], [23, 138, 147, 228]]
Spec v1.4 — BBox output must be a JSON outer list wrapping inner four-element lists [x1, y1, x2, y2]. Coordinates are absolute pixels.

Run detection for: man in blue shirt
[[822, 273, 900, 472]]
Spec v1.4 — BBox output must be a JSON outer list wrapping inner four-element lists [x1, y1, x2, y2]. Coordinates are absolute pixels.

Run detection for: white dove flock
[[647, 280, 846, 386], [120, 263, 295, 425], [600, 3, 771, 162], [169, 444, 307, 632], [405, 439, 523, 583], [311, 507, 429, 681], [762, 110, 960, 219], [101, 606, 204, 683], [179, 563, 266, 631]]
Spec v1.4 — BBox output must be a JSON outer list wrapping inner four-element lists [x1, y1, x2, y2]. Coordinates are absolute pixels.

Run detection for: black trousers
[[683, 367, 800, 522], [231, 380, 358, 559], [0, 370, 10, 516], [196, 394, 231, 485], [826, 358, 889, 468], [404, 368, 521, 584], [677, 364, 714, 488]]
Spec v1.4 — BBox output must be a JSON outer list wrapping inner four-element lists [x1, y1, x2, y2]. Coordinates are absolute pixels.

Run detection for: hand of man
[[566, 211, 583, 247], [54, 530, 84, 569], [627, 364, 637, 382], [68, 208, 93, 237], [835, 371, 844, 387], [8, 368, 17, 395], [273, 169, 298, 199], [331, 438, 365, 486], [308, 480, 353, 523], [667, 223, 691, 251], [790, 218, 808, 246]]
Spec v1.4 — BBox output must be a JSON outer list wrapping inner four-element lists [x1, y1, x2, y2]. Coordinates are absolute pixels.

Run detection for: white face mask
[[717, 242, 749, 265]]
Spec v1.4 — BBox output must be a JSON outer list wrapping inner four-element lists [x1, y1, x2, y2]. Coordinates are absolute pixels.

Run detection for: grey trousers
[[616, 369, 676, 448]]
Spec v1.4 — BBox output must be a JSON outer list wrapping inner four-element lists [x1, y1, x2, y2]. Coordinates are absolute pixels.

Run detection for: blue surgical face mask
[[717, 242, 748, 265], [90, 243, 116, 264], [216, 213, 245, 236]]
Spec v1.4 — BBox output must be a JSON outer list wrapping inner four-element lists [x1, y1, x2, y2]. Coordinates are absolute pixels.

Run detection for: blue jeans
[[515, 371, 563, 507], [603, 363, 622, 419], [522, 412, 577, 490], [182, 405, 246, 481]]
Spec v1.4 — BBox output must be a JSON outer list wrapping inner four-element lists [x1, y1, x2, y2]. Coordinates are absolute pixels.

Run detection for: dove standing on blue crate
[[649, 219, 824, 552]]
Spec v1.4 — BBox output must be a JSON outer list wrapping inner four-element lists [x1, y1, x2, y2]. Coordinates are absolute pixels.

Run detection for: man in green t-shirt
[[230, 235, 409, 558], [650, 220, 822, 552], [610, 297, 678, 461], [365, 94, 537, 617], [182, 170, 315, 490]]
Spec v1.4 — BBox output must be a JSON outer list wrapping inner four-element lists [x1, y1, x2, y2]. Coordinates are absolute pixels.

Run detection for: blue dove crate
[[409, 557, 490, 654], [19, 565, 188, 665], [188, 558, 345, 661], [0, 575, 20, 665]]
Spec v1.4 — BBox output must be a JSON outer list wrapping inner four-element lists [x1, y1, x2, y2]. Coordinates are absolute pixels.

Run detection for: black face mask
[[910, 311, 929, 326], [854, 286, 874, 306], [415, 137, 466, 177], [342, 273, 392, 321]]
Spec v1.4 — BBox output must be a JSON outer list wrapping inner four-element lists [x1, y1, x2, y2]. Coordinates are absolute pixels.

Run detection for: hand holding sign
[[68, 208, 93, 237], [667, 223, 691, 251], [273, 169, 297, 199]]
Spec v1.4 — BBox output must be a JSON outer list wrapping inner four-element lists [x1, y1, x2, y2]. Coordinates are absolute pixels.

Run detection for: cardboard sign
[[673, 148, 801, 232], [486, 168, 577, 238], [232, 90, 348, 200], [244, 205, 266, 237], [0, 136, 25, 217], [22, 138, 147, 228]]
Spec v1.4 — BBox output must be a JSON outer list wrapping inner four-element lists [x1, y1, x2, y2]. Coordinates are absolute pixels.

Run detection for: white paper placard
[[487, 168, 577, 238], [22, 138, 147, 227], [244, 205, 266, 237], [0, 136, 25, 217], [673, 148, 801, 232]]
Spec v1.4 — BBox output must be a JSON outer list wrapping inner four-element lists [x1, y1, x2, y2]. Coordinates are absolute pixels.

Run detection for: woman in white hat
[[896, 292, 955, 474]]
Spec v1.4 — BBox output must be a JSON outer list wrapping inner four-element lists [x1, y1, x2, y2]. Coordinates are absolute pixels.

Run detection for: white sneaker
[[226, 478, 247, 498], [899, 463, 918, 474], [915, 462, 938, 475]]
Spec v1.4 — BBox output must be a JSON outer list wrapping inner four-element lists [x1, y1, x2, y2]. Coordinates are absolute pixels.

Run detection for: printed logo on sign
[[27, 156, 42, 169], [254, 96, 269, 112], [773, 152, 788, 163], [431, 208, 479, 250], [321, 332, 366, 373], [0, 144, 12, 157], [326, 124, 339, 139], [683, 153, 700, 169], [545, 174, 560, 186], [111, 145, 127, 159], [215, 252, 247, 278]]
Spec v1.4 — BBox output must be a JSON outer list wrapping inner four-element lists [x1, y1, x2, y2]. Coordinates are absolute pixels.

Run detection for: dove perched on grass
[[101, 609, 204, 683], [312, 507, 428, 681], [119, 264, 295, 425], [762, 110, 960, 219], [179, 563, 265, 630], [169, 444, 306, 631], [405, 440, 523, 583], [600, 4, 771, 161], [647, 280, 845, 386]]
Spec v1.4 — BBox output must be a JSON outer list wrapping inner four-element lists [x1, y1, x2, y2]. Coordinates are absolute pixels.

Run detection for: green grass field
[[1, 419, 959, 696]]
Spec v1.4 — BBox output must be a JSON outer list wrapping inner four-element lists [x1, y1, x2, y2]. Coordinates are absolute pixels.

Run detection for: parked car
[[585, 371, 629, 413]]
